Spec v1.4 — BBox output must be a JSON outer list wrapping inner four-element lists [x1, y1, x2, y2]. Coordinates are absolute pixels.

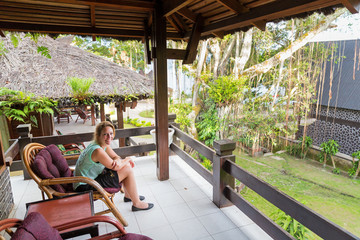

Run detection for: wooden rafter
[[340, 0, 360, 13], [90, 4, 96, 41], [167, 14, 184, 35], [143, 19, 151, 64], [0, 30, 5, 37], [163, 0, 194, 17], [183, 15, 203, 64], [252, 20, 266, 31], [177, 7, 197, 23], [201, 0, 339, 36], [173, 12, 189, 32], [212, 31, 224, 38], [216, 0, 249, 14], [0, 21, 146, 38], [40, 0, 154, 12]]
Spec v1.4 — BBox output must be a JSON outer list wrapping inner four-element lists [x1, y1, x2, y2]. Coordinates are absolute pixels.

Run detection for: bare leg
[[116, 164, 149, 208]]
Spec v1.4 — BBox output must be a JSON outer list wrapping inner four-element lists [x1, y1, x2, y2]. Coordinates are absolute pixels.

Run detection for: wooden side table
[[26, 191, 99, 239]]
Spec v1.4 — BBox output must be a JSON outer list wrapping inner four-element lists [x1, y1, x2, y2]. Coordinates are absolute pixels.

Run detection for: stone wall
[[298, 106, 360, 156], [0, 168, 13, 220]]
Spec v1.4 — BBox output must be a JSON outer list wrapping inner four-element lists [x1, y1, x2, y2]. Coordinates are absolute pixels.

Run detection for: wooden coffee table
[[26, 191, 99, 239]]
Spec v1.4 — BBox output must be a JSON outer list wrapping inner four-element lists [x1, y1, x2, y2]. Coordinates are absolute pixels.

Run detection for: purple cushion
[[33, 144, 73, 193], [11, 212, 62, 240], [119, 233, 153, 240]]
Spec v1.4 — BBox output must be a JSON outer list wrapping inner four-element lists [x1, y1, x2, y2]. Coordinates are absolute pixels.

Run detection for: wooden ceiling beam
[[183, 15, 203, 64], [177, 7, 197, 23], [163, 0, 194, 17], [0, 21, 145, 38], [201, 0, 339, 36], [143, 19, 151, 64], [90, 4, 96, 41], [252, 20, 266, 31], [167, 14, 184, 35], [41, 0, 154, 12], [173, 12, 189, 32], [212, 31, 224, 38], [216, 0, 249, 14], [339, 0, 360, 13]]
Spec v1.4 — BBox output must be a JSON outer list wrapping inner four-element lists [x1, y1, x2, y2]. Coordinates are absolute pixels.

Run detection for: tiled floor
[[8, 155, 273, 240]]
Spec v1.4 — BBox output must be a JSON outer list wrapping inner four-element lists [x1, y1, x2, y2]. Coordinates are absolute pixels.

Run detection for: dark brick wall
[[298, 107, 360, 155], [0, 168, 14, 220]]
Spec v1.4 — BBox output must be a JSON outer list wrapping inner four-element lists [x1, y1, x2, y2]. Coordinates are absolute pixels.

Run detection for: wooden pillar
[[153, 0, 169, 180], [213, 139, 236, 208], [91, 104, 95, 126], [17, 124, 32, 180], [116, 103, 125, 147], [100, 103, 105, 122], [0, 130, 6, 174]]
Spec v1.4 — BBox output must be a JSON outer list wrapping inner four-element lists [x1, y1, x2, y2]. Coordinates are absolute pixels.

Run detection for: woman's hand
[[112, 157, 134, 170]]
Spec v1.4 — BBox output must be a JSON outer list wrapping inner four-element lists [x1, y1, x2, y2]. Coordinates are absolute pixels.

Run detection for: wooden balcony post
[[153, 0, 169, 181], [168, 113, 179, 147], [213, 139, 236, 208], [100, 103, 105, 122], [115, 103, 125, 147], [17, 124, 32, 180]]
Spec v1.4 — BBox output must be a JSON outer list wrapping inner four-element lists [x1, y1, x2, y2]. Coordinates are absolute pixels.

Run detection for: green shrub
[[271, 209, 312, 240], [320, 139, 339, 170]]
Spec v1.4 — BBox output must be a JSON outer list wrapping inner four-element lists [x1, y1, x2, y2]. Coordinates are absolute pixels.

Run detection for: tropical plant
[[0, 87, 56, 127], [66, 77, 94, 102], [320, 139, 339, 169], [271, 209, 312, 240], [349, 151, 360, 178], [196, 99, 219, 147], [168, 98, 192, 131]]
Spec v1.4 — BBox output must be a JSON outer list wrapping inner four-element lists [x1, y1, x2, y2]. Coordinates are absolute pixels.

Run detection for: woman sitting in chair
[[74, 121, 154, 211]]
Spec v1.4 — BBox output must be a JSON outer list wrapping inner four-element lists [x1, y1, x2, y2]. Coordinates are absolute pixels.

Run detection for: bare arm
[[92, 147, 134, 171]]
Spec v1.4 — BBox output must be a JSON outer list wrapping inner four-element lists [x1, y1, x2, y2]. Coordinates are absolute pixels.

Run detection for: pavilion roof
[[0, 34, 153, 105]]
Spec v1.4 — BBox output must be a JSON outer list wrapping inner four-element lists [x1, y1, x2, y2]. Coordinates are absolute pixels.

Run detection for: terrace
[[2, 112, 359, 239], [2, 1, 360, 239]]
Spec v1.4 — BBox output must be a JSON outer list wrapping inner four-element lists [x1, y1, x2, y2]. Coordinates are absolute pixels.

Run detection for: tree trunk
[[209, 39, 221, 79], [354, 161, 360, 178], [242, 8, 346, 77], [188, 39, 209, 138], [237, 28, 253, 74], [218, 36, 236, 76], [323, 153, 327, 167], [330, 156, 336, 169], [234, 32, 242, 77]]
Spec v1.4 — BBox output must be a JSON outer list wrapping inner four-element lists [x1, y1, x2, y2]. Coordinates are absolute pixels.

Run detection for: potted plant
[[0, 87, 56, 128]]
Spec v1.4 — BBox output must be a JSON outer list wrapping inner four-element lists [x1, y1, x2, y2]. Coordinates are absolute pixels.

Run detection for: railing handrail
[[171, 126, 360, 240]]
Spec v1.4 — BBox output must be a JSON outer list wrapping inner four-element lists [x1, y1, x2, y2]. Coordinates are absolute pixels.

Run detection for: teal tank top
[[73, 142, 106, 190]]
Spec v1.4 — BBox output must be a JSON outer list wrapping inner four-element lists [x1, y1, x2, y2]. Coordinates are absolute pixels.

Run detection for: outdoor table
[[25, 191, 98, 239]]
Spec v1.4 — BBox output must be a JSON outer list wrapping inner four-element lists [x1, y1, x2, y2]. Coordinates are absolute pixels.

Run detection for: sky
[[311, 12, 360, 41]]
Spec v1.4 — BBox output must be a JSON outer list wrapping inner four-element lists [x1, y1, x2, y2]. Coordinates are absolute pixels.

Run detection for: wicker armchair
[[23, 143, 128, 227]]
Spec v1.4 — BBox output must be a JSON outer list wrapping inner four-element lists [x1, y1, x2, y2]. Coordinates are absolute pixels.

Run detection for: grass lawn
[[139, 109, 154, 118], [234, 150, 360, 239]]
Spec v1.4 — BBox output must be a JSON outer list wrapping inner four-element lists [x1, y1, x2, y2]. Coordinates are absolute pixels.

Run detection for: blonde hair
[[94, 121, 115, 144]]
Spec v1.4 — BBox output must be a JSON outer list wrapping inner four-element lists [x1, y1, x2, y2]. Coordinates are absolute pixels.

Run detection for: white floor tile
[[155, 191, 185, 208], [212, 228, 251, 240], [171, 218, 210, 240], [134, 208, 169, 232], [141, 225, 178, 240], [240, 224, 274, 240], [198, 211, 237, 235], [178, 187, 208, 202], [187, 198, 221, 217], [162, 202, 196, 224]]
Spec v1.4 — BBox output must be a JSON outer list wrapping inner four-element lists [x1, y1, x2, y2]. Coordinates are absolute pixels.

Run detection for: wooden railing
[[4, 122, 360, 239], [169, 123, 360, 240]]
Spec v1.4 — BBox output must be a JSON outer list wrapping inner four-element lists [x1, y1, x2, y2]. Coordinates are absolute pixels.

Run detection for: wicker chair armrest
[[55, 215, 126, 236], [40, 176, 112, 197]]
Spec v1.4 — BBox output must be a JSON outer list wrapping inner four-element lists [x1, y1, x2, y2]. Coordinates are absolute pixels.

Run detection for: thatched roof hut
[[0, 34, 153, 106]]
